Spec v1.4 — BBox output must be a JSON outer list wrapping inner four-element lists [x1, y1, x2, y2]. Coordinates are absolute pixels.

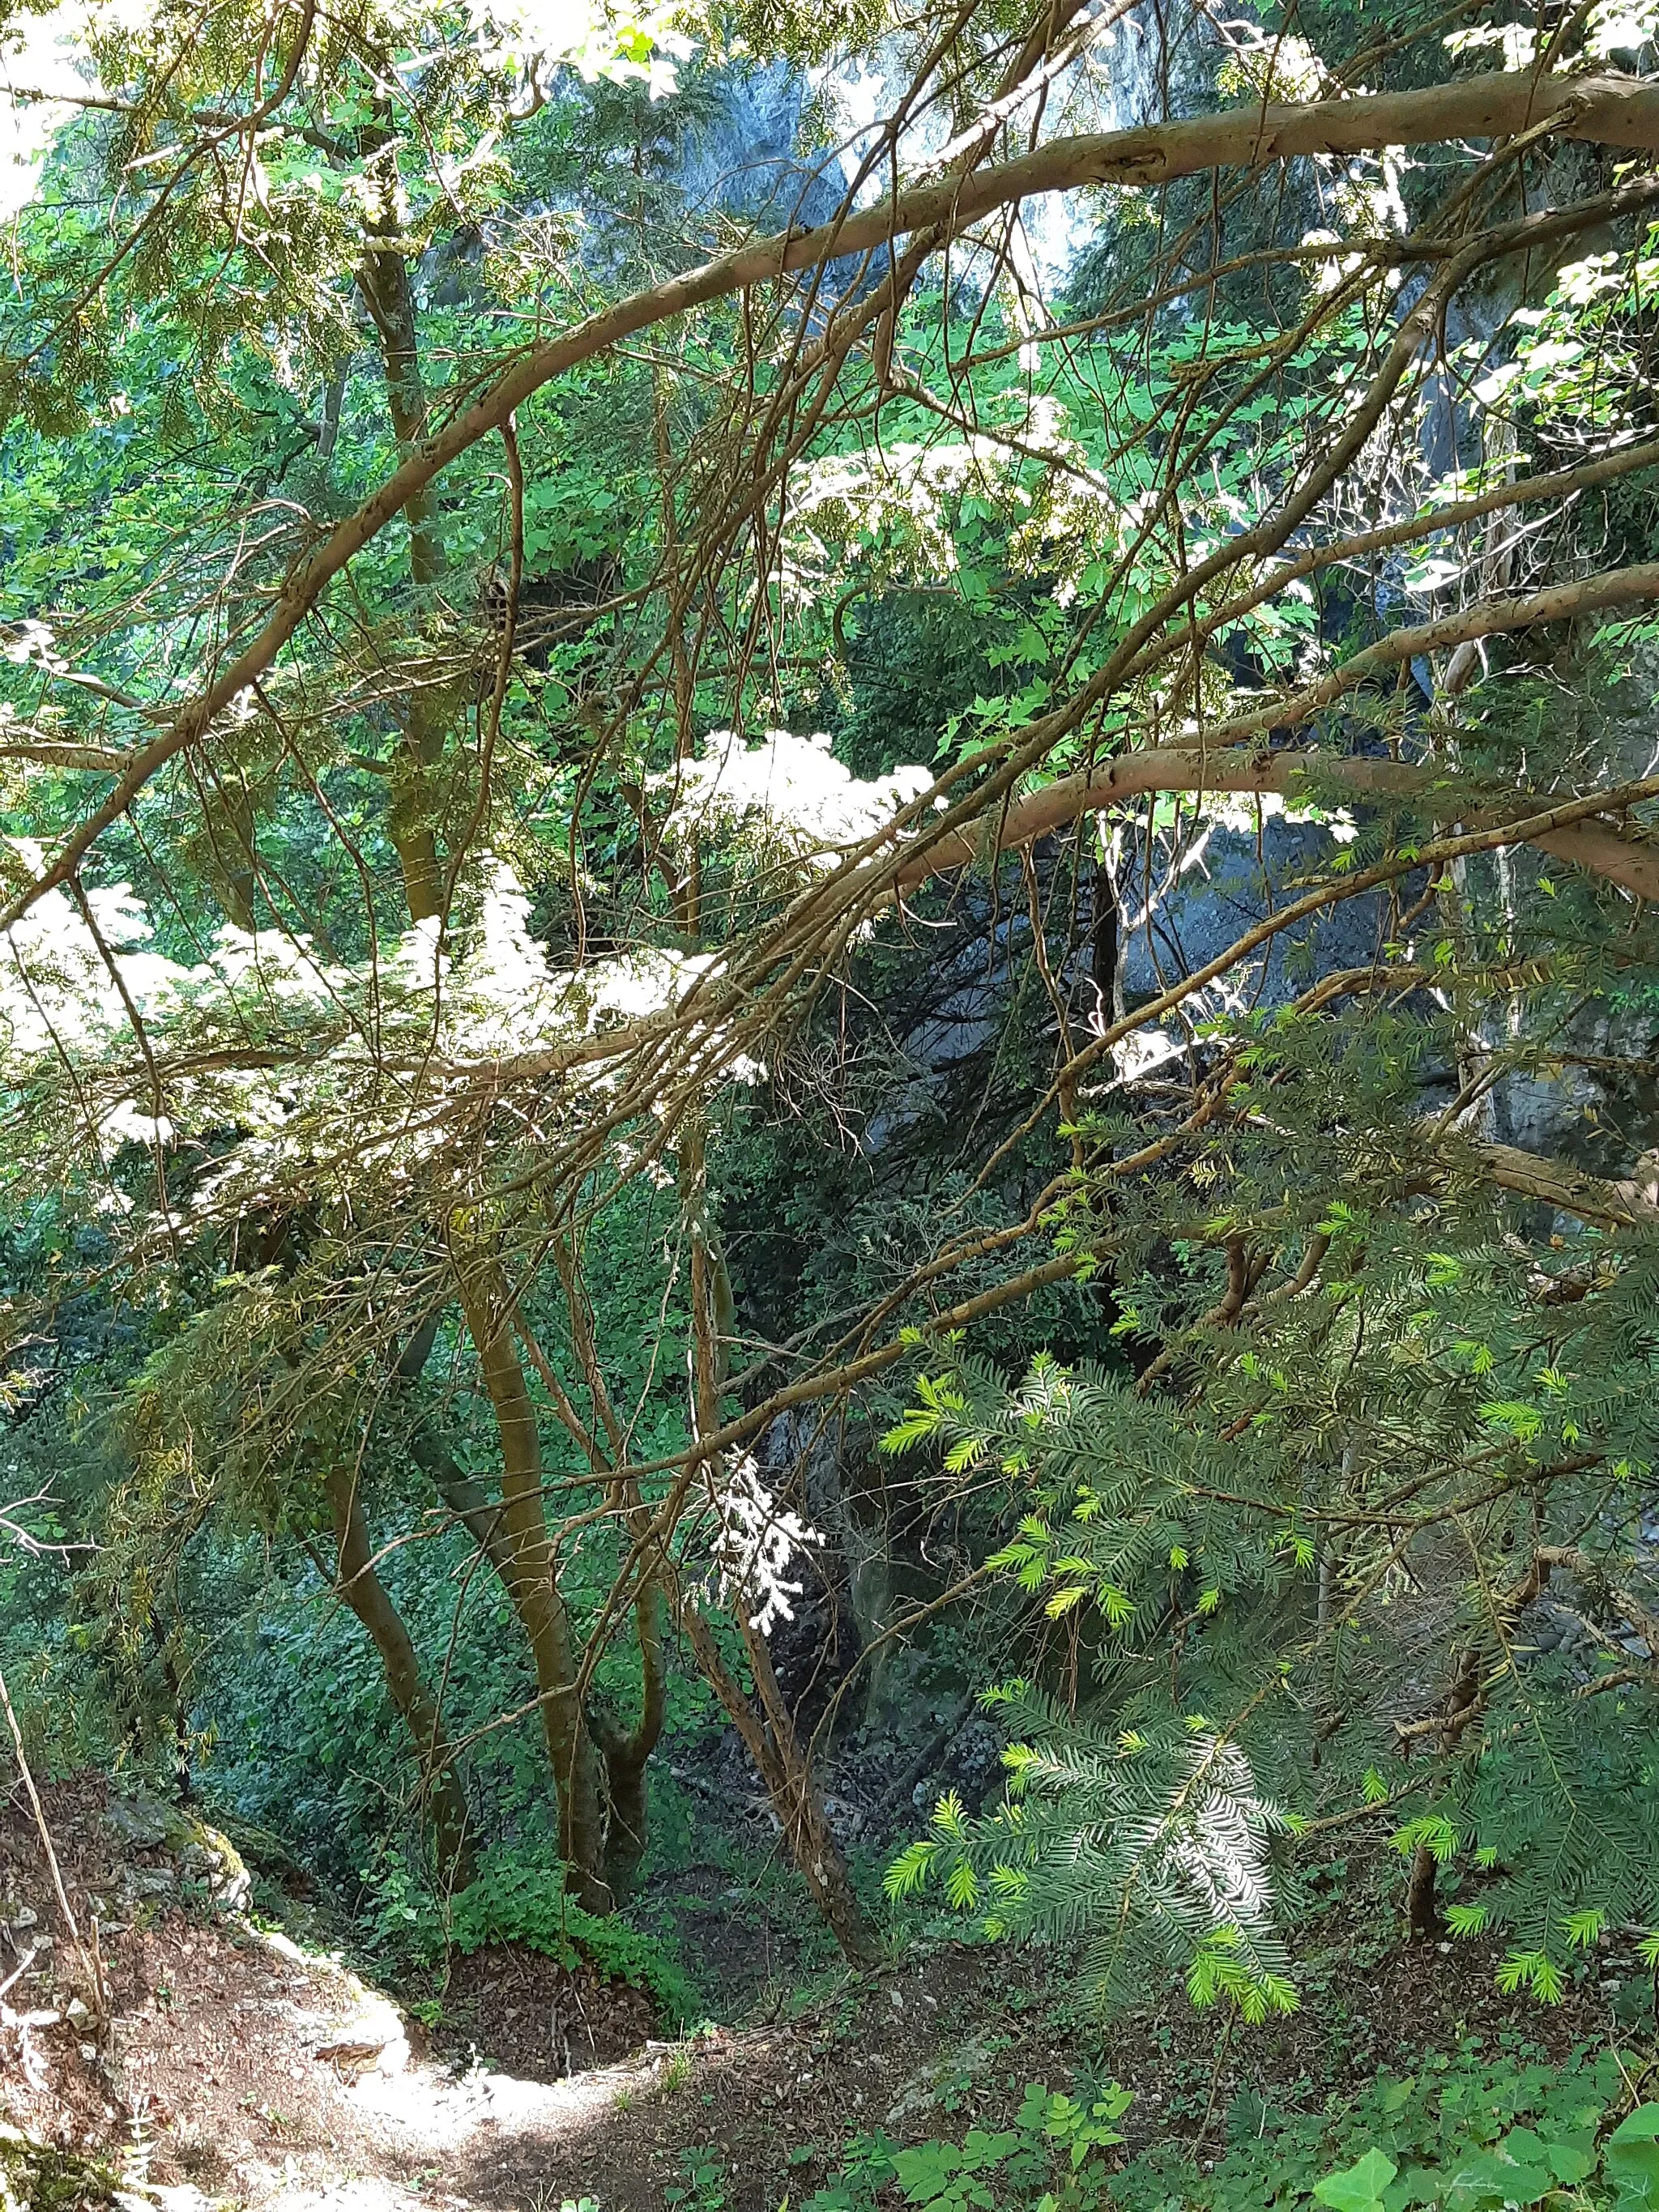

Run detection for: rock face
[[666, 8, 1180, 286], [1111, 810, 1391, 1017], [674, 62, 847, 232], [755, 1407, 868, 1730]]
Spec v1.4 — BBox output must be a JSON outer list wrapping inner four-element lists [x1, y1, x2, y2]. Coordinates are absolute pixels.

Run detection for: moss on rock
[[0, 2129, 117, 2212], [103, 1798, 249, 1913]]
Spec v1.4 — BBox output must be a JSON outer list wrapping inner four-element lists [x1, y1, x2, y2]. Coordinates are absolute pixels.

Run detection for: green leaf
[[1563, 1907, 1605, 1950], [1495, 1950, 1564, 2004], [1478, 1400, 1543, 1443], [1313, 2148, 1399, 2212], [1607, 2104, 1659, 2205], [1545, 2140, 1596, 2184], [944, 1858, 980, 1911], [883, 1839, 939, 1901]]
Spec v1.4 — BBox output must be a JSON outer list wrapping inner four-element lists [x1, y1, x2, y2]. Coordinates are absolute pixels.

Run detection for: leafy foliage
[[804, 2047, 1659, 2212], [442, 1855, 702, 2024], [5, 0, 1659, 2052]]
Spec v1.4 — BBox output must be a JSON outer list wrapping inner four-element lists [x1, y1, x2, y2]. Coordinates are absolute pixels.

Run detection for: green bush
[[800, 2082, 1132, 2211], [443, 1855, 702, 2028]]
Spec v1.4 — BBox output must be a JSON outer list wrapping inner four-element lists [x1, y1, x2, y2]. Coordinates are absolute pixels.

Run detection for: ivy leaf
[[1311, 2147, 1397, 2212]]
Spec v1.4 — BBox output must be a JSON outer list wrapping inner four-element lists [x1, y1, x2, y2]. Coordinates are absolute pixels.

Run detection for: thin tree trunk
[[1405, 1644, 1482, 1943], [588, 1581, 665, 1899], [680, 1123, 878, 1966], [357, 123, 448, 924], [1406, 1843, 1443, 1940], [321, 1464, 475, 1889], [675, 1591, 876, 1966], [457, 1264, 610, 1909], [405, 1300, 664, 1905], [546, 1240, 669, 1897]]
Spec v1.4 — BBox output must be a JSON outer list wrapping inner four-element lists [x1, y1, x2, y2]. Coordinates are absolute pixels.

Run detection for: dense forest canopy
[[3, 0, 1659, 2066]]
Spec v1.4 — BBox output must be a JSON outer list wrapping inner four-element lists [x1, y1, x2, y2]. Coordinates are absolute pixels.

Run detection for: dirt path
[[1, 1774, 1015, 2212]]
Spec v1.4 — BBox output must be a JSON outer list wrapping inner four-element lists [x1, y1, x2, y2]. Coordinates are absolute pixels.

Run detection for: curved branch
[[1461, 1140, 1659, 1233], [897, 706, 1659, 906], [8, 67, 1659, 928], [1199, 561, 1659, 748]]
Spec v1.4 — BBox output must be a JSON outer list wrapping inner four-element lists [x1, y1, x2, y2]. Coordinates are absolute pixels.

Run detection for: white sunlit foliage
[[652, 728, 936, 868], [706, 1451, 822, 1637]]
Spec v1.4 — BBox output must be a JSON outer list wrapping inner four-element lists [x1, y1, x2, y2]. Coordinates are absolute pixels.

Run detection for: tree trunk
[[1406, 1842, 1443, 1940], [321, 1464, 474, 1889], [404, 1306, 663, 1907], [457, 1266, 611, 1910], [357, 129, 449, 925], [1405, 1646, 1482, 1943], [590, 1579, 666, 1899], [676, 1594, 877, 1967], [678, 1122, 878, 1965]]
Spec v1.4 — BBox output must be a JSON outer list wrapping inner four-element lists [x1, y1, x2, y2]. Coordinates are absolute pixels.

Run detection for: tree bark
[[587, 1580, 666, 1899], [1406, 1841, 1444, 1941], [1404, 1646, 1482, 1944], [356, 123, 449, 923], [457, 1265, 611, 1910], [674, 1592, 878, 1967], [321, 1464, 475, 1888], [544, 1242, 671, 1898], [680, 1124, 879, 1965], [405, 1299, 666, 1904], [893, 707, 1659, 908]]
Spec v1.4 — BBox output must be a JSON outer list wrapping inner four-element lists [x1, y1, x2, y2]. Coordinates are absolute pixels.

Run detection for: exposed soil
[[0, 1771, 1650, 2212], [113, 1916, 397, 2186], [1, 1771, 437, 2194], [434, 1946, 655, 2085], [633, 1855, 828, 2018]]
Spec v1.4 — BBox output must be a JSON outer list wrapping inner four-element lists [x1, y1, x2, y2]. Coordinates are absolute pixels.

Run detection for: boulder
[[104, 1797, 251, 1915]]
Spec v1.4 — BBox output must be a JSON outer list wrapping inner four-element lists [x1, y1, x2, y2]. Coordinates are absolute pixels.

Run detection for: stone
[[104, 1797, 250, 1915], [145, 2187, 215, 2212], [821, 1795, 864, 1843], [104, 1797, 181, 1852], [313, 1986, 411, 2079], [122, 1869, 177, 1902]]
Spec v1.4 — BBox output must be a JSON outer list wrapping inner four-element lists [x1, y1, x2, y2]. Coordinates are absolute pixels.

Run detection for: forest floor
[[0, 1771, 1648, 2212]]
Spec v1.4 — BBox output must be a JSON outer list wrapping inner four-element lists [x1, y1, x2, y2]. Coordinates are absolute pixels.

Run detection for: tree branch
[[8, 68, 1659, 928], [895, 730, 1659, 906]]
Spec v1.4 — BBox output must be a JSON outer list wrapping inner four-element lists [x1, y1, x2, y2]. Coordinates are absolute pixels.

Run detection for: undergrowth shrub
[[441, 1855, 701, 2027], [801, 2045, 1659, 2212]]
